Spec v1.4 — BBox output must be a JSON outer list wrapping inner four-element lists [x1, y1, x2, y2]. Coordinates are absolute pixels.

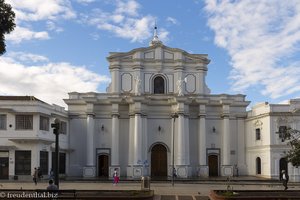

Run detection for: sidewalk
[[1, 178, 299, 197]]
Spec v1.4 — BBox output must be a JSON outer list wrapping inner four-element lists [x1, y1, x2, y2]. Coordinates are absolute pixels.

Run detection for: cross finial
[[149, 20, 162, 46]]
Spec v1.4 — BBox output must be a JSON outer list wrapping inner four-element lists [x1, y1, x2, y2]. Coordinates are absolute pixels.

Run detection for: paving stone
[[161, 195, 176, 200], [195, 196, 210, 200], [178, 195, 193, 200]]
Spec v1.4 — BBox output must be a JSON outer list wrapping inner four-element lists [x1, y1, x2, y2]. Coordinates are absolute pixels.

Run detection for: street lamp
[[51, 118, 60, 188], [172, 113, 178, 186]]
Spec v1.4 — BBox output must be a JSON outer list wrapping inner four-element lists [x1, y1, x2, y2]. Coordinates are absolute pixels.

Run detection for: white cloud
[[205, 0, 300, 99], [46, 21, 64, 32], [90, 32, 100, 40], [81, 0, 169, 43], [6, 26, 50, 43], [166, 17, 178, 25], [7, 0, 76, 21], [6, 52, 49, 63], [115, 0, 140, 16], [6, 0, 75, 43], [0, 53, 111, 107], [77, 0, 95, 4]]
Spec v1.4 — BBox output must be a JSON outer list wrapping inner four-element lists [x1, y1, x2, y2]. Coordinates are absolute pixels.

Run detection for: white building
[[0, 96, 69, 180], [1, 33, 300, 181], [246, 100, 300, 182]]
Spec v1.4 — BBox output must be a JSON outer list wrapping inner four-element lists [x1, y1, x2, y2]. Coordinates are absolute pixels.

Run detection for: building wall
[[0, 98, 69, 180], [246, 101, 300, 181]]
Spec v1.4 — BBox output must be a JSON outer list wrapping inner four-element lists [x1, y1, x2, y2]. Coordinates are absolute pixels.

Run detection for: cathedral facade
[[65, 37, 250, 179]]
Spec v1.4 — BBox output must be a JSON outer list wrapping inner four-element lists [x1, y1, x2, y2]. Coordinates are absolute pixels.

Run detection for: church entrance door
[[151, 144, 167, 177], [98, 155, 109, 177], [208, 154, 219, 176]]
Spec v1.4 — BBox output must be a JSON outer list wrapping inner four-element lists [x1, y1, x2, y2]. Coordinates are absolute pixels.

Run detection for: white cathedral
[[1, 31, 300, 181]]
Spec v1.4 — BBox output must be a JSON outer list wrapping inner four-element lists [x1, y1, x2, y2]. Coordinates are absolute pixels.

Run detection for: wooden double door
[[151, 144, 167, 177]]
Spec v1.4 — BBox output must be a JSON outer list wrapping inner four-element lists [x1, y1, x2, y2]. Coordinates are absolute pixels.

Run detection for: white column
[[176, 114, 186, 165], [133, 113, 142, 164], [185, 117, 190, 164], [86, 114, 95, 166], [111, 66, 120, 93], [237, 118, 245, 167], [111, 114, 119, 166], [198, 71, 205, 94], [222, 116, 230, 165], [198, 115, 206, 165]]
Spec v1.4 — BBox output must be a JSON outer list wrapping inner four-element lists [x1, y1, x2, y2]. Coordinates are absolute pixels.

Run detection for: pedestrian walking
[[37, 167, 43, 180], [281, 170, 289, 190], [113, 168, 119, 185], [32, 168, 38, 185]]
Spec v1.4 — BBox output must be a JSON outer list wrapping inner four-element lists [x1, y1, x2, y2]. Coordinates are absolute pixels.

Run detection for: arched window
[[256, 157, 261, 175], [153, 76, 165, 94]]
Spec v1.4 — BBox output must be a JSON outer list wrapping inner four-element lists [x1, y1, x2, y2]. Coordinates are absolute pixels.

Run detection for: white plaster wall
[[68, 118, 87, 176], [95, 118, 112, 149], [189, 118, 198, 175], [119, 118, 130, 177], [229, 120, 238, 165], [206, 119, 222, 149]]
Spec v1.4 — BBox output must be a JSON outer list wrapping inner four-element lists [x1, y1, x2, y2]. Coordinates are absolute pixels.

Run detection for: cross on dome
[[149, 22, 163, 46]]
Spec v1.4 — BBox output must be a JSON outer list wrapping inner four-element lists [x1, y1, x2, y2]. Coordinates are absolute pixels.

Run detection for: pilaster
[[197, 103, 208, 177], [83, 113, 96, 177]]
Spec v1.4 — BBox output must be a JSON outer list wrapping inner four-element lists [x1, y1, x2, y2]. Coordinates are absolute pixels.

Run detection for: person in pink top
[[113, 168, 119, 185]]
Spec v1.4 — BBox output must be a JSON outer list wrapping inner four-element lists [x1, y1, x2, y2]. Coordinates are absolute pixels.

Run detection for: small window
[[40, 151, 48, 175], [60, 121, 67, 134], [0, 114, 6, 130], [255, 128, 261, 140], [40, 116, 49, 131], [16, 115, 33, 130], [278, 126, 287, 139], [15, 150, 31, 175], [153, 76, 165, 94]]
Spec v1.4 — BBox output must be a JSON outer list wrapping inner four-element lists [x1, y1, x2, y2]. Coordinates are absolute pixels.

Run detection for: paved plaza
[[1, 177, 300, 199]]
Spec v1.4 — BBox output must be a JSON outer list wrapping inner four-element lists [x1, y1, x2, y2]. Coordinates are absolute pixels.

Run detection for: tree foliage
[[283, 128, 300, 167], [0, 0, 15, 55]]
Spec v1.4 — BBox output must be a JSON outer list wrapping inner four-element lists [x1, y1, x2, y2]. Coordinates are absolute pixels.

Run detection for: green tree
[[0, 0, 15, 55], [282, 128, 300, 167]]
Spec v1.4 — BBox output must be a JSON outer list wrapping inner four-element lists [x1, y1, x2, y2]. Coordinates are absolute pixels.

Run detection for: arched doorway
[[279, 158, 288, 179], [151, 144, 167, 177], [208, 154, 219, 176], [98, 155, 109, 177], [153, 76, 165, 94], [256, 157, 261, 175]]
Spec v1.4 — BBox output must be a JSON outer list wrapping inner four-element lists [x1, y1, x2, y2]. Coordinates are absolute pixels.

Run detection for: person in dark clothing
[[32, 168, 38, 185], [281, 170, 289, 190], [47, 179, 58, 190], [37, 167, 43, 179]]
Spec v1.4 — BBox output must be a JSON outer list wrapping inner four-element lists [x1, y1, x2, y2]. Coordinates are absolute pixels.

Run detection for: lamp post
[[172, 113, 178, 186], [51, 118, 60, 189]]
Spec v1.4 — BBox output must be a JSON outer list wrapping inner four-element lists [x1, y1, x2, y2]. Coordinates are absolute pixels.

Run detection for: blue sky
[[1, 0, 300, 108]]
